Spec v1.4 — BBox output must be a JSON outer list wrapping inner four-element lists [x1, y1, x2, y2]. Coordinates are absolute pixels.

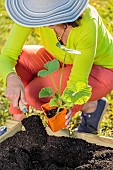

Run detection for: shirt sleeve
[[62, 19, 98, 105], [0, 23, 32, 85]]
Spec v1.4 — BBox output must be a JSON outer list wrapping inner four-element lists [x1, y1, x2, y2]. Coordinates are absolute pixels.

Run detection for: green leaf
[[49, 98, 58, 107], [56, 42, 61, 48], [61, 86, 91, 105], [39, 87, 53, 98], [44, 59, 59, 74], [75, 82, 88, 91], [63, 102, 73, 108], [38, 70, 48, 77], [56, 42, 81, 54]]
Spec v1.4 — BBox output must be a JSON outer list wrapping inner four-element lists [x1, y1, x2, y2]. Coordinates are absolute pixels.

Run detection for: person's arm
[[62, 19, 98, 105], [0, 23, 32, 85], [0, 23, 32, 108]]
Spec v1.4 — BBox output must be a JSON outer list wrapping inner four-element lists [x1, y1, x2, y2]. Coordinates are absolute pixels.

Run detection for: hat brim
[[5, 0, 89, 27]]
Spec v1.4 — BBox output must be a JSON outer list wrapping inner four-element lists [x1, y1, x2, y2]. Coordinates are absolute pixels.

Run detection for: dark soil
[[0, 115, 113, 170], [46, 108, 58, 118], [46, 108, 64, 118]]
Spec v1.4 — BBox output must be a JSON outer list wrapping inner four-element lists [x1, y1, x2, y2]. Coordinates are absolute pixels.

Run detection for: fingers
[[65, 109, 72, 128], [20, 87, 28, 105], [5, 76, 28, 109], [5, 88, 20, 109], [12, 95, 20, 109], [5, 88, 27, 109]]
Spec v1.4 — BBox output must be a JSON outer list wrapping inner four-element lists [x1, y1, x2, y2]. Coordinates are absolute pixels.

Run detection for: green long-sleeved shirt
[[0, 5, 113, 104]]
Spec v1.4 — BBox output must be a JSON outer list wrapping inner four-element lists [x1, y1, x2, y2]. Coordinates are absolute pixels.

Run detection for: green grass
[[0, 0, 113, 137]]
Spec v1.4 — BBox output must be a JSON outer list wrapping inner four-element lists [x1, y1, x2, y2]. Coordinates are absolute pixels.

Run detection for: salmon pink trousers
[[9, 45, 113, 116]]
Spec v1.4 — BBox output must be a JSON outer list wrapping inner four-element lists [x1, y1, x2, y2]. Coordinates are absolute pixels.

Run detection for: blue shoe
[[77, 98, 108, 134]]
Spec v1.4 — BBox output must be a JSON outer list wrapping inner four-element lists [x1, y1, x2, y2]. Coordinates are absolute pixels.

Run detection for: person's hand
[[65, 109, 72, 128], [4, 72, 28, 109]]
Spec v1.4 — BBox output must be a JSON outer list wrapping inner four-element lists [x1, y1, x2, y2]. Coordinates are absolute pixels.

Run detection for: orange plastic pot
[[41, 103, 67, 132]]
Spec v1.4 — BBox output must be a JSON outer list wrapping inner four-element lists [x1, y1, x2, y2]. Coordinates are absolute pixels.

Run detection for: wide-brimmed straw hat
[[5, 0, 89, 27]]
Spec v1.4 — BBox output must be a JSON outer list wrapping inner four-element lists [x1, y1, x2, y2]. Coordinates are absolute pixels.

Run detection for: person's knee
[[18, 45, 44, 62], [25, 76, 51, 105], [23, 45, 43, 54]]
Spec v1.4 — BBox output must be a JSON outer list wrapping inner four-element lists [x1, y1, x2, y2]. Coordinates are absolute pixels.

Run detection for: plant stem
[[49, 74, 59, 92], [57, 107, 60, 113], [59, 53, 66, 95]]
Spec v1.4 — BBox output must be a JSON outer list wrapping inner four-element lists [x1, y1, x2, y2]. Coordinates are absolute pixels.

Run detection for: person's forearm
[[0, 57, 16, 86], [0, 23, 32, 85]]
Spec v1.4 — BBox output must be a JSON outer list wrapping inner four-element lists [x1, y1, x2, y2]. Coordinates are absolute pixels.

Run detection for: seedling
[[38, 42, 83, 113], [38, 58, 68, 113]]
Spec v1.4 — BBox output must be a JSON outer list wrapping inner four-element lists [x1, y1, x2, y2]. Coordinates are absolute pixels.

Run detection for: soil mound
[[0, 115, 113, 170]]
